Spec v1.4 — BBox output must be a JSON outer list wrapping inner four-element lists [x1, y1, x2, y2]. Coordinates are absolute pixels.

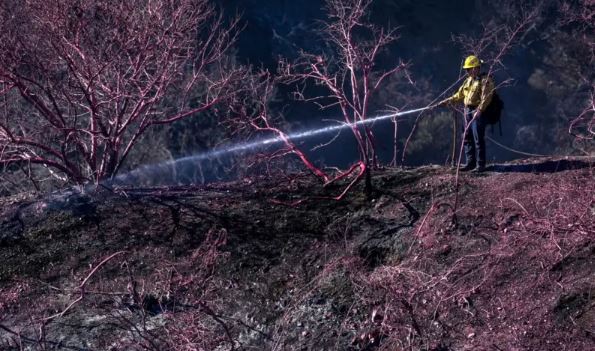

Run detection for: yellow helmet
[[463, 55, 481, 69]]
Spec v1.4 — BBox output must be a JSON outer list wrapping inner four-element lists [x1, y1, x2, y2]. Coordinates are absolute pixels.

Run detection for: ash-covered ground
[[0, 158, 593, 350]]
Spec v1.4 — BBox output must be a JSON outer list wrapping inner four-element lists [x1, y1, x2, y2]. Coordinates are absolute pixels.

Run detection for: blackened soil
[[0, 159, 593, 350]]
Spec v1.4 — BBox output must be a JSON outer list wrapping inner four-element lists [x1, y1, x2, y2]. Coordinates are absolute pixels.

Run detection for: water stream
[[113, 106, 433, 185]]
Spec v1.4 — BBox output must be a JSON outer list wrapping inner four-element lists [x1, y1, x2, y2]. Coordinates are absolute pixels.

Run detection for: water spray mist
[[114, 105, 435, 184]]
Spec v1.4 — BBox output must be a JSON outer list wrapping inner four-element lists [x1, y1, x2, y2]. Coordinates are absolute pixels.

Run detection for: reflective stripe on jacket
[[445, 74, 495, 112]]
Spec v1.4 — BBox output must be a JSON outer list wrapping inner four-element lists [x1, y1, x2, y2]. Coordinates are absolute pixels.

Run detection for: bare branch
[[0, 0, 242, 184]]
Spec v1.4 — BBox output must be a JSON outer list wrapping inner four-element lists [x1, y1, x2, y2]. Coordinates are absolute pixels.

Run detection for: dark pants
[[463, 106, 486, 167]]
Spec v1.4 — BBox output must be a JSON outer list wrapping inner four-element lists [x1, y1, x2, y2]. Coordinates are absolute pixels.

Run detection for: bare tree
[[222, 0, 411, 201], [276, 0, 411, 197], [0, 0, 242, 184]]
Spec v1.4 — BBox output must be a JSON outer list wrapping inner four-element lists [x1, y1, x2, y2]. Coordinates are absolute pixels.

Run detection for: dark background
[[207, 0, 590, 168]]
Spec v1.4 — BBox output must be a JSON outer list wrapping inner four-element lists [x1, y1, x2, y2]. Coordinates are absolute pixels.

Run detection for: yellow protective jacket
[[443, 74, 495, 112]]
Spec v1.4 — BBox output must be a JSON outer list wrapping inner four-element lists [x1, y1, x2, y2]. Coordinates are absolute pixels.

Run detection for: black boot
[[458, 162, 476, 172], [472, 164, 486, 173]]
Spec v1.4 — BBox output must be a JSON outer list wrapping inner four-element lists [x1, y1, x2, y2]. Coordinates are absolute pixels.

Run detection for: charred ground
[[0, 158, 594, 350]]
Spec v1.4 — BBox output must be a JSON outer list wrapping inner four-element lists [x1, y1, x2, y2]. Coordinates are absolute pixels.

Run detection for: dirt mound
[[0, 160, 593, 350]]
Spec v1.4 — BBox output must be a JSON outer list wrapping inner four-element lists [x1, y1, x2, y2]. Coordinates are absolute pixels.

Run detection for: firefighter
[[439, 55, 494, 172]]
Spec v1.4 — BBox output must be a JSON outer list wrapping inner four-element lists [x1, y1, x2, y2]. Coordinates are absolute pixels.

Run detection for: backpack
[[481, 81, 504, 135], [483, 91, 504, 125]]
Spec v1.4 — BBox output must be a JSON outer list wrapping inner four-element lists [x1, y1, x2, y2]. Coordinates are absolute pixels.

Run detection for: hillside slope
[[0, 158, 593, 350]]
